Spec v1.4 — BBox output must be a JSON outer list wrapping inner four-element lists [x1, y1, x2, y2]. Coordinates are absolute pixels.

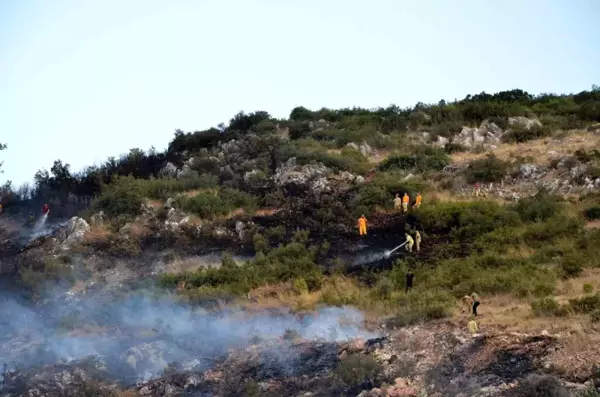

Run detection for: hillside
[[1, 87, 600, 396]]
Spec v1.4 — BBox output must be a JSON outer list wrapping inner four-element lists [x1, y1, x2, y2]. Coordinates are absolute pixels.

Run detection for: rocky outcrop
[[58, 217, 90, 249], [508, 116, 542, 130], [274, 157, 330, 195], [158, 162, 178, 178], [346, 142, 376, 157], [452, 121, 504, 149]]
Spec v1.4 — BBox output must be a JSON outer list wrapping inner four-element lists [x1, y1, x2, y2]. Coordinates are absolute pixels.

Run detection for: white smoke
[[0, 287, 379, 384]]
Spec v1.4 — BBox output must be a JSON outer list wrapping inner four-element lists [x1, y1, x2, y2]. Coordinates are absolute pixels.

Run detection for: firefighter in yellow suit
[[358, 215, 368, 236], [402, 193, 410, 213], [414, 193, 422, 209]]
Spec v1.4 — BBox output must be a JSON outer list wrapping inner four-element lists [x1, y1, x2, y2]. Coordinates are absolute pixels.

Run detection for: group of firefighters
[[356, 191, 482, 331], [357, 191, 423, 253]]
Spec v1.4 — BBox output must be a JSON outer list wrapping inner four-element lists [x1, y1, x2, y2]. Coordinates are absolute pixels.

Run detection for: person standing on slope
[[415, 231, 421, 252], [471, 292, 481, 316], [405, 270, 415, 293], [467, 316, 479, 335], [414, 192, 422, 209], [393, 194, 402, 210], [42, 203, 50, 216], [473, 183, 481, 198], [404, 233, 414, 252], [402, 193, 410, 213], [358, 215, 368, 236]]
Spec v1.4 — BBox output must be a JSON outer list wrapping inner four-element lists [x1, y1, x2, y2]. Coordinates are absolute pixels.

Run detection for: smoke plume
[[0, 283, 379, 384]]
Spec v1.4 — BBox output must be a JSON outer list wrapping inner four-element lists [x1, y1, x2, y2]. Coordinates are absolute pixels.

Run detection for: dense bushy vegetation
[[3, 86, 600, 325], [159, 191, 600, 325], [1, 86, 599, 210]]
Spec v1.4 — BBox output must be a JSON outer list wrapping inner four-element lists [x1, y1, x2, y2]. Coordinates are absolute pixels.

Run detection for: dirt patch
[[585, 220, 600, 229], [255, 208, 281, 217]]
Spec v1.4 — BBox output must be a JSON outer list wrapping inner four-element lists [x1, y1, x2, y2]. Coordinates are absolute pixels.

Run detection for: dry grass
[[122, 222, 151, 239], [454, 269, 600, 334], [117, 391, 140, 397], [83, 224, 114, 244], [555, 268, 600, 298], [214, 207, 246, 220], [368, 149, 390, 164], [163, 254, 228, 274], [255, 208, 281, 216], [242, 281, 322, 312], [183, 188, 219, 197], [450, 130, 600, 165], [241, 277, 396, 317], [147, 199, 163, 209]]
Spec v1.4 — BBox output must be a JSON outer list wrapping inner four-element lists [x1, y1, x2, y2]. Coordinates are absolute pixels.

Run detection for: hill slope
[[1, 87, 600, 396]]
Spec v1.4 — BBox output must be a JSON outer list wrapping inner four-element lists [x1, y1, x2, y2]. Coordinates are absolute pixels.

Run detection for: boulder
[[176, 164, 193, 179], [58, 217, 90, 249], [164, 197, 175, 210], [435, 135, 449, 147], [234, 220, 254, 240], [519, 164, 539, 179], [359, 142, 375, 157], [452, 121, 504, 148], [274, 157, 330, 195], [340, 171, 356, 183], [508, 116, 542, 130], [159, 162, 178, 178]]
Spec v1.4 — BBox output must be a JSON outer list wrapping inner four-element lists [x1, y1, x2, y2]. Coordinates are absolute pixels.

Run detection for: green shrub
[[288, 120, 313, 139], [560, 254, 584, 278], [372, 277, 394, 300], [293, 277, 309, 295], [503, 124, 553, 143], [569, 294, 600, 314], [221, 252, 237, 270], [584, 206, 600, 221], [335, 354, 383, 388], [92, 177, 144, 219], [252, 232, 269, 254], [179, 188, 256, 219], [513, 374, 569, 397], [591, 310, 600, 323], [378, 147, 450, 173], [443, 142, 467, 154], [574, 148, 600, 163], [584, 283, 594, 294], [465, 154, 510, 183], [388, 290, 453, 327], [512, 190, 563, 222], [522, 216, 582, 246], [164, 239, 324, 295], [531, 297, 568, 317]]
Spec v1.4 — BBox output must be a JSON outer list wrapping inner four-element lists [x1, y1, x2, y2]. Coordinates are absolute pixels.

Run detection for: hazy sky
[[1, 0, 599, 185]]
